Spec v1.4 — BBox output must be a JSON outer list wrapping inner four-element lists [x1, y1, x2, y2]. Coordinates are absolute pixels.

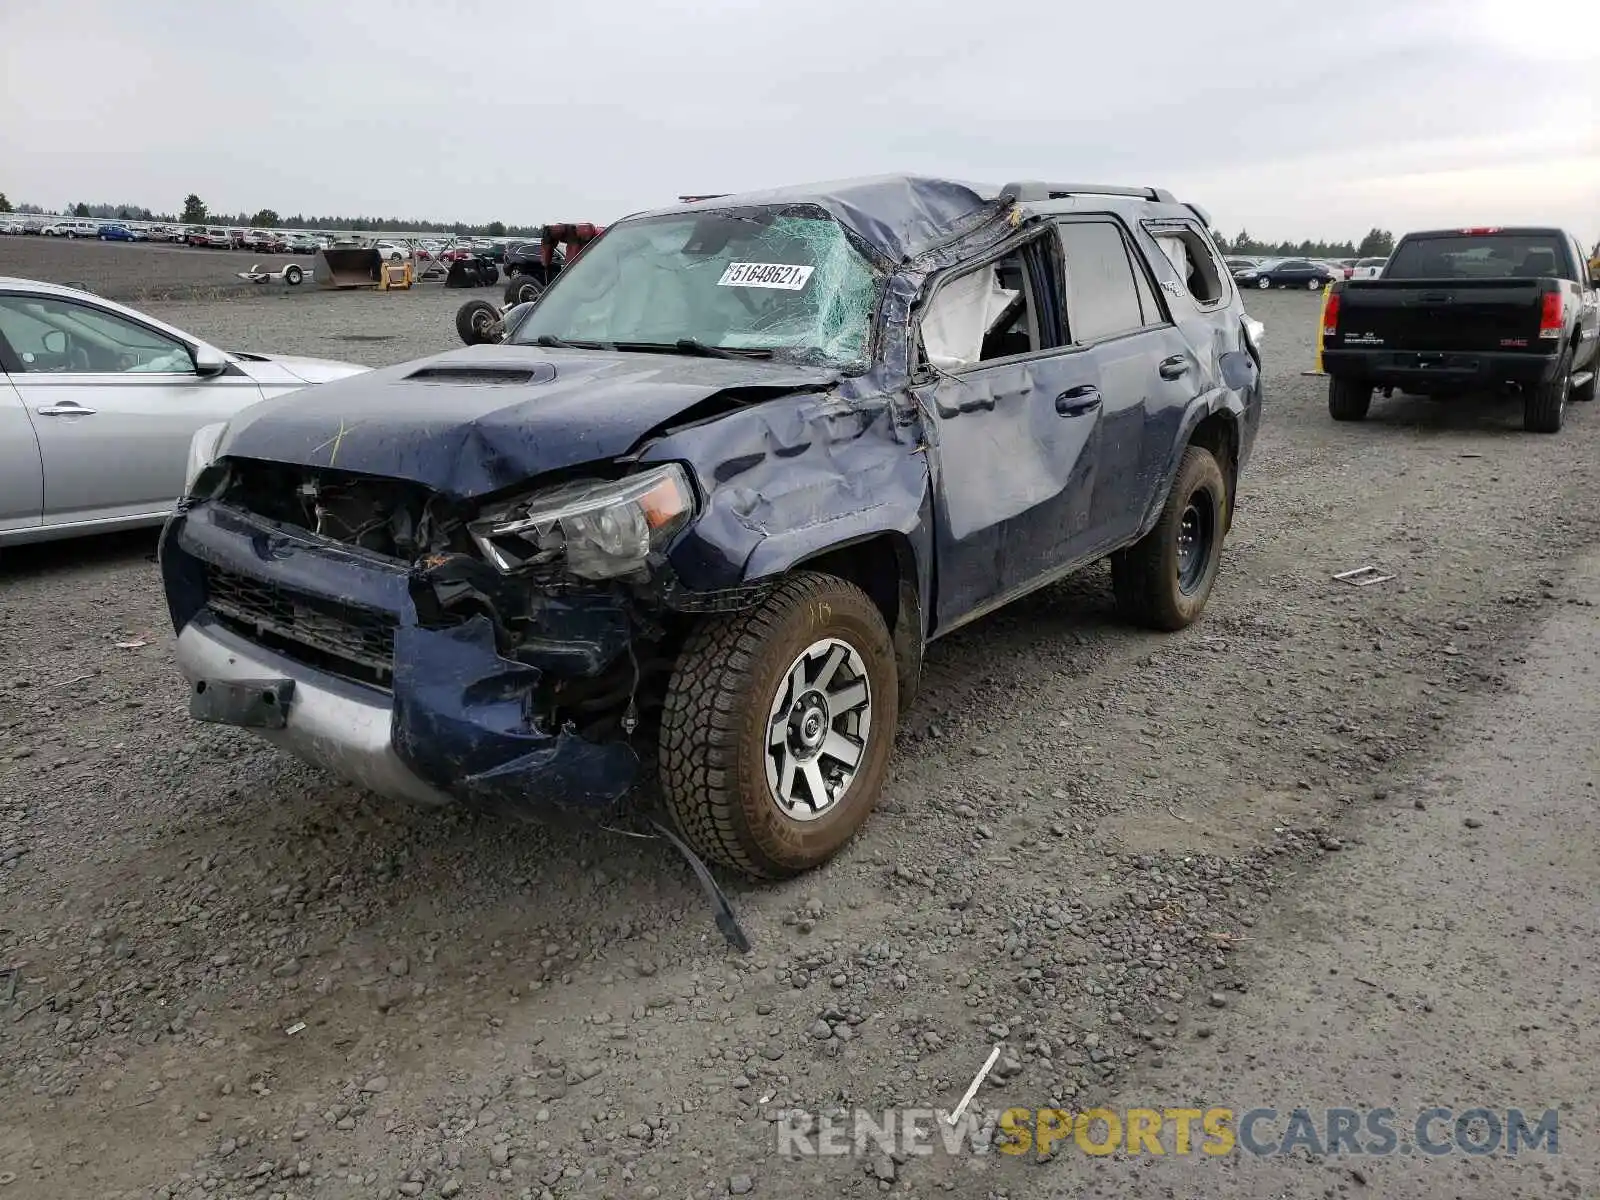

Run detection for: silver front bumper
[[174, 615, 452, 807]]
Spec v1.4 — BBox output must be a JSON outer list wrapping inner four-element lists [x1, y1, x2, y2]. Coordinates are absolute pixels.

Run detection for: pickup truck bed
[[1321, 227, 1600, 433]]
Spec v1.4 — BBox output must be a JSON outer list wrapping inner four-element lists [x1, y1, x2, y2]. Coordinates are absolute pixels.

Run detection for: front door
[[0, 370, 43, 536], [917, 230, 1106, 628], [0, 293, 261, 526]]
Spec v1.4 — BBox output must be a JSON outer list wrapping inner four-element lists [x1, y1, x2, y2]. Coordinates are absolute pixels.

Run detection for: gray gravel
[[2, 279, 1599, 1198]]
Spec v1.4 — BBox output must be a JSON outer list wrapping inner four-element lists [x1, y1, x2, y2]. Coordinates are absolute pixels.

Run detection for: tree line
[[1216, 227, 1396, 258], [2, 190, 1398, 256]]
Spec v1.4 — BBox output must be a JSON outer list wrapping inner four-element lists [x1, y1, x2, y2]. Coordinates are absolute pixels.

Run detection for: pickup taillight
[[1539, 292, 1564, 340], [1323, 290, 1341, 337]]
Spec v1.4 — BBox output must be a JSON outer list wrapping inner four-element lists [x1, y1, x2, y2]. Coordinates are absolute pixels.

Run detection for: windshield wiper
[[614, 339, 772, 360], [675, 338, 742, 359], [533, 334, 616, 350]]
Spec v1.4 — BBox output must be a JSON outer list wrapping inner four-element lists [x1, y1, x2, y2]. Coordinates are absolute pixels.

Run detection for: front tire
[[1256, 277, 1271, 289], [1111, 445, 1228, 632], [1524, 349, 1571, 433], [659, 572, 898, 880], [284, 264, 303, 286], [1328, 376, 1373, 421], [1308, 278, 1323, 290]]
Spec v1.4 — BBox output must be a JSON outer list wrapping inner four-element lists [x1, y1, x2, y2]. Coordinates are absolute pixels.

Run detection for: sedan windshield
[[508, 207, 882, 367]]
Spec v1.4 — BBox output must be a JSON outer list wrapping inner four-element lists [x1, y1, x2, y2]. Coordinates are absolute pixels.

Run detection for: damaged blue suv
[[161, 175, 1263, 882]]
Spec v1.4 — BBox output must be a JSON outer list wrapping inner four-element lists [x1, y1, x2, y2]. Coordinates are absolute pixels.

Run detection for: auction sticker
[[718, 262, 814, 290]]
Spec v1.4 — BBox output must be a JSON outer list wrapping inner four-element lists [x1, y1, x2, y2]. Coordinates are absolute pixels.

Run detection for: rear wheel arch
[[1187, 410, 1239, 522], [1142, 404, 1241, 540]]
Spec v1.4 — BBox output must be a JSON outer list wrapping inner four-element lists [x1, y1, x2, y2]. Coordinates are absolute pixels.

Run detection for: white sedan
[[0, 277, 368, 547]]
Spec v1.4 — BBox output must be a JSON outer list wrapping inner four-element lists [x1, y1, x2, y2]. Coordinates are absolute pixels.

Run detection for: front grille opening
[[204, 564, 397, 690]]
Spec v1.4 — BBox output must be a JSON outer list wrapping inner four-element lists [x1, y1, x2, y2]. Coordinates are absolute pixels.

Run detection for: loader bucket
[[316, 246, 382, 289]]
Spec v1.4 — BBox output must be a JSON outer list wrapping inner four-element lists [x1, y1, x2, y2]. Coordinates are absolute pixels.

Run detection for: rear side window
[[1386, 234, 1571, 280], [1149, 224, 1229, 307], [1056, 220, 1155, 343]]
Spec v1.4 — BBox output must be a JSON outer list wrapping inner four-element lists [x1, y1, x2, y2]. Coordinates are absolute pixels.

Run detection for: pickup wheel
[[1111, 445, 1228, 632], [659, 571, 898, 880], [1523, 348, 1571, 433], [1328, 376, 1373, 421]]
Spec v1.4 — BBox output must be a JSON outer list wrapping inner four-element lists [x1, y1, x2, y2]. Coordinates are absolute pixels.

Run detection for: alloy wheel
[[765, 637, 873, 821]]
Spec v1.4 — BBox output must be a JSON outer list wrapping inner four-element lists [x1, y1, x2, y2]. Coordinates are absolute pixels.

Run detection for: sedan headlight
[[184, 421, 229, 494], [470, 463, 696, 579]]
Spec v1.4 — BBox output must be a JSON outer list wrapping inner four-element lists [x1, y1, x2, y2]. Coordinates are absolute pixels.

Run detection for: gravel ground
[[2, 275, 1598, 1200]]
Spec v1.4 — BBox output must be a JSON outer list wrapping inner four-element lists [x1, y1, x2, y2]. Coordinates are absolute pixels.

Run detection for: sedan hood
[[218, 343, 839, 498], [230, 352, 370, 386]]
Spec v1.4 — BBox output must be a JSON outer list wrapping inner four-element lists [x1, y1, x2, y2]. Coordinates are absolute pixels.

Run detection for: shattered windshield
[[507, 207, 881, 367]]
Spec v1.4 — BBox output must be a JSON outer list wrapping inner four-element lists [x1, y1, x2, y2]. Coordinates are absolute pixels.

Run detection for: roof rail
[[1003, 181, 1177, 204]]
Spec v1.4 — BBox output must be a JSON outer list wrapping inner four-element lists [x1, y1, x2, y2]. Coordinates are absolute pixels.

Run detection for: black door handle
[[1055, 385, 1101, 416], [1158, 355, 1189, 380]]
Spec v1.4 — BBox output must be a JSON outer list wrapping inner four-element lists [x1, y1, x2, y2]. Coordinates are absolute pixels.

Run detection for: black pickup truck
[[1322, 227, 1600, 432]]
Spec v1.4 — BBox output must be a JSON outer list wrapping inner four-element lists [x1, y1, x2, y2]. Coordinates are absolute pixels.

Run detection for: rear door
[[1058, 217, 1200, 547], [917, 226, 1105, 626], [1273, 260, 1314, 285], [0, 291, 263, 525]]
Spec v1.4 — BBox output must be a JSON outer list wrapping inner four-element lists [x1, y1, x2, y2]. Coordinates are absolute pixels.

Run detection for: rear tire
[[1524, 349, 1571, 433], [1328, 376, 1373, 421], [1111, 445, 1228, 632], [455, 299, 501, 345], [284, 264, 303, 286], [659, 572, 898, 880]]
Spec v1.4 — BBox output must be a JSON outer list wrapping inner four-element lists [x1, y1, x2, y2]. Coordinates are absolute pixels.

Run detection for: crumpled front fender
[[392, 617, 640, 816]]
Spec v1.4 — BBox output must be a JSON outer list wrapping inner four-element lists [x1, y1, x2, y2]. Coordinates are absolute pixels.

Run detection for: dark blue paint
[[162, 504, 641, 813], [161, 174, 1264, 819], [392, 618, 638, 812], [219, 346, 840, 498]]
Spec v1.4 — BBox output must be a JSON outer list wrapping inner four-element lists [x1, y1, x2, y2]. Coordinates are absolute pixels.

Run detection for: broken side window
[[1152, 225, 1229, 308], [918, 239, 1061, 371]]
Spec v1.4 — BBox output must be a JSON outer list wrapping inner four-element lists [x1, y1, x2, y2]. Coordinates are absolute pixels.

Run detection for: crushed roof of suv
[[638, 174, 1009, 266]]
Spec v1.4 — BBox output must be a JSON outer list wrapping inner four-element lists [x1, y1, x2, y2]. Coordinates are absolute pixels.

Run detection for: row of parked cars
[[1221, 254, 1390, 289], [0, 216, 528, 265]]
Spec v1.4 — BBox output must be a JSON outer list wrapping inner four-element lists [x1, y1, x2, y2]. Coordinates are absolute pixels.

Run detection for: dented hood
[[218, 343, 838, 498]]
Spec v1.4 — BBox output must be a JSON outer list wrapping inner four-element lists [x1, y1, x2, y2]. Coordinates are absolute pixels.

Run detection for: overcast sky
[[4, 0, 1596, 244]]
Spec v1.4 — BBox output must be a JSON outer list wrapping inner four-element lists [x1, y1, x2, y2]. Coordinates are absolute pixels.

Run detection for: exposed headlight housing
[[470, 463, 696, 580], [1241, 315, 1265, 353], [184, 421, 229, 494]]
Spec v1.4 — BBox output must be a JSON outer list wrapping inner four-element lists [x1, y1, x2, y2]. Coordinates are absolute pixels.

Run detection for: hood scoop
[[404, 360, 556, 386]]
